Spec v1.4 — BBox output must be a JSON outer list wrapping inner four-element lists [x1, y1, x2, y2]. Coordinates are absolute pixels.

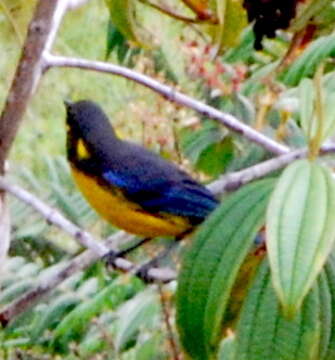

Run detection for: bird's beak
[[63, 99, 73, 110]]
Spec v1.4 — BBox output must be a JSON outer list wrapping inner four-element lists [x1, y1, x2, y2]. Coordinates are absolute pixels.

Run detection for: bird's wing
[[102, 169, 218, 220]]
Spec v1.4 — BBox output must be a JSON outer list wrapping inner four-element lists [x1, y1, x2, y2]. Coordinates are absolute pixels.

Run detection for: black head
[[64, 100, 117, 149]]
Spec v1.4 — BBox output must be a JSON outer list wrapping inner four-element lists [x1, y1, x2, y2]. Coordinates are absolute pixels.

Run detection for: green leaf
[[242, 61, 279, 95], [176, 178, 275, 359], [217, 0, 247, 50], [115, 288, 159, 352], [1, 338, 32, 349], [134, 333, 163, 360], [17, 263, 41, 278], [223, 28, 255, 63], [51, 281, 135, 353], [0, 279, 35, 304], [318, 270, 332, 359], [324, 253, 335, 360], [181, 121, 224, 164], [31, 294, 81, 341], [231, 92, 256, 125], [234, 259, 320, 360], [321, 91, 335, 142], [289, 0, 333, 32], [219, 336, 236, 360], [106, 19, 141, 65], [266, 159, 335, 317], [196, 137, 234, 177], [298, 76, 335, 143], [281, 34, 335, 86], [222, 249, 266, 330], [206, 0, 247, 54], [78, 333, 107, 358], [299, 78, 315, 139], [106, 19, 129, 60], [104, 0, 148, 47]]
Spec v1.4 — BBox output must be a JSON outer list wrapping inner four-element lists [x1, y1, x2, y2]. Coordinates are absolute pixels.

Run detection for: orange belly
[[71, 166, 191, 237]]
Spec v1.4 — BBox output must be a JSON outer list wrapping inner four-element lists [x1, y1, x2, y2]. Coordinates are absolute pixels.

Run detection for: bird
[[64, 100, 218, 238]]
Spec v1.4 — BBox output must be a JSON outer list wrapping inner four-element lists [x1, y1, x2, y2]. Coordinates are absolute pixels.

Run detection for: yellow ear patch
[[77, 139, 90, 159]]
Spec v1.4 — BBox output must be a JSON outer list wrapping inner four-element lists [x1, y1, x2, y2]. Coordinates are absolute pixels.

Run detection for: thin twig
[[208, 142, 335, 195], [67, 0, 91, 10], [0, 178, 106, 256], [44, 54, 289, 156], [209, 148, 306, 194], [158, 284, 181, 360]]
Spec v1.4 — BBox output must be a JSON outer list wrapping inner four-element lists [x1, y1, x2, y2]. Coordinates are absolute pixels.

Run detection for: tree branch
[[0, 0, 77, 274], [208, 142, 335, 195], [0, 178, 108, 256], [208, 151, 303, 194], [67, 0, 91, 10], [0, 0, 71, 172], [0, 176, 177, 325], [0, 231, 176, 326], [44, 54, 289, 156], [0, 177, 175, 282]]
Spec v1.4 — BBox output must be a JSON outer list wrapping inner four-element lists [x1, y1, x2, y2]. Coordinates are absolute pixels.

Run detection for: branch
[[44, 54, 289, 156], [0, 178, 107, 256], [0, 177, 177, 325], [208, 143, 335, 194], [0, 231, 176, 326], [0, 0, 71, 171], [208, 148, 307, 194], [67, 0, 91, 10], [0, 177, 176, 282], [0, 0, 74, 274], [158, 284, 181, 360]]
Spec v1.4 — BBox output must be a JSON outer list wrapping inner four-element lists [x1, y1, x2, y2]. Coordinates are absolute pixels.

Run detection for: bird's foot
[[103, 237, 152, 266], [135, 242, 177, 283]]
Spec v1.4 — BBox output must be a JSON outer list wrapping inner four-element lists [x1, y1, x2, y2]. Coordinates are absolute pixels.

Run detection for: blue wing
[[102, 170, 218, 221]]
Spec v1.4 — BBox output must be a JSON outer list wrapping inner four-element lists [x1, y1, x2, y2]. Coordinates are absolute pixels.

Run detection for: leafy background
[[1, 0, 335, 359]]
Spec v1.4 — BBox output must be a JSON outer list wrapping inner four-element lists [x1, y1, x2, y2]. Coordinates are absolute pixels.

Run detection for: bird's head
[[64, 100, 117, 149]]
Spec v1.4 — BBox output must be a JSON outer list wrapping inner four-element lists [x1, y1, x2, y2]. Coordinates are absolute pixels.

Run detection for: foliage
[[0, 255, 166, 359], [2, 0, 335, 359]]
